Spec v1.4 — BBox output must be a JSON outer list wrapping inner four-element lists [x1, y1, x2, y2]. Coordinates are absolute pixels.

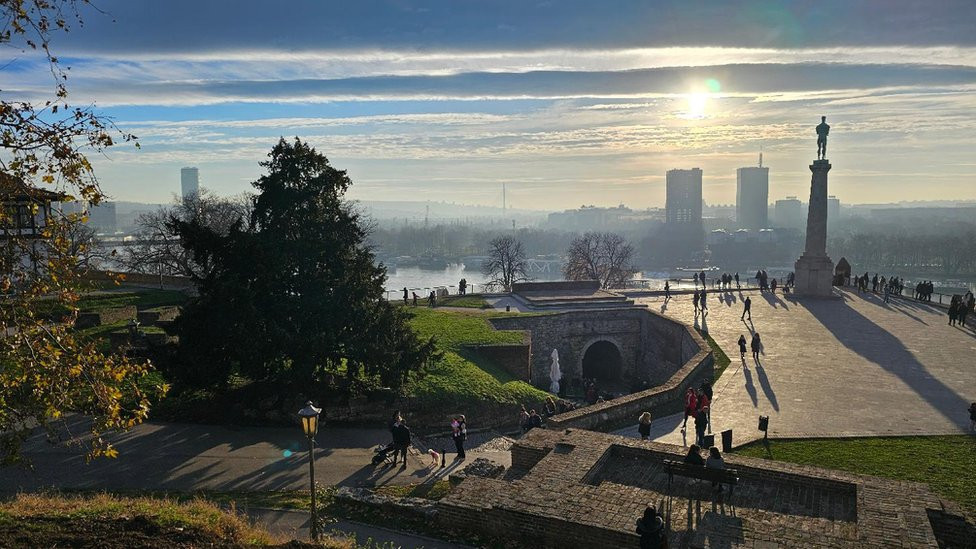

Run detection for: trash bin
[[703, 434, 715, 448], [721, 429, 732, 452]]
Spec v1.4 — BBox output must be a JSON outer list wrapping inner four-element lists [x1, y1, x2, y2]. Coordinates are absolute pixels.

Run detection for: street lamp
[[298, 400, 322, 541]]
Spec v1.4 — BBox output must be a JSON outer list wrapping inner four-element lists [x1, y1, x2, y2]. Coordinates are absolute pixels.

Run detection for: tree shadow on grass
[[802, 296, 971, 430]]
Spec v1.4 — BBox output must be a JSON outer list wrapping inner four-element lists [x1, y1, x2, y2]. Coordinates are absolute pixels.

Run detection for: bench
[[663, 459, 739, 506]]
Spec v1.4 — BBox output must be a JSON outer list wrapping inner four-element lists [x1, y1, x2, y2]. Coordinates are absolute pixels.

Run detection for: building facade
[[665, 168, 702, 225], [774, 196, 804, 228], [736, 166, 769, 230]]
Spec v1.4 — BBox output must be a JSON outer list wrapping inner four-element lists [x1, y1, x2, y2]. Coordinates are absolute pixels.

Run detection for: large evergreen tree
[[170, 138, 436, 393]]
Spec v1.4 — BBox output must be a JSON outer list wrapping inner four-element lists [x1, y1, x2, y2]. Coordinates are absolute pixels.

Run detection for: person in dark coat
[[638, 411, 652, 441], [391, 420, 411, 466], [751, 332, 762, 362], [452, 415, 467, 460], [694, 406, 709, 447], [635, 506, 666, 549], [948, 301, 958, 326], [741, 296, 752, 321], [684, 444, 705, 466], [402, 287, 408, 305], [737, 334, 747, 359]]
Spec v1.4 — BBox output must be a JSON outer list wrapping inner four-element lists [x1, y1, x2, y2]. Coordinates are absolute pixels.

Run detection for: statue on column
[[816, 116, 830, 160], [549, 348, 562, 395]]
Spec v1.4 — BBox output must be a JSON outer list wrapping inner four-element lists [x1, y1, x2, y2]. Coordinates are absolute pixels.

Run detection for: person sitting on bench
[[706, 446, 726, 492], [684, 444, 705, 466]]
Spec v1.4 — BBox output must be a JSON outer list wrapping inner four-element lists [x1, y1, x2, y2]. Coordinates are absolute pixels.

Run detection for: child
[[427, 448, 441, 468]]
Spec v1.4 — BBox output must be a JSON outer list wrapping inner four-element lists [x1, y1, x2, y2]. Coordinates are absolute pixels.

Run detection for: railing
[[382, 282, 500, 301]]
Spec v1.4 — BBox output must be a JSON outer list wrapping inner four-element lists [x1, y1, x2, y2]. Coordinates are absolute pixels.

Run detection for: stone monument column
[[793, 159, 835, 296]]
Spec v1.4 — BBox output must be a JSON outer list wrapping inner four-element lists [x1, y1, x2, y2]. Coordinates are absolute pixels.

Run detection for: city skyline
[[6, 0, 975, 208]]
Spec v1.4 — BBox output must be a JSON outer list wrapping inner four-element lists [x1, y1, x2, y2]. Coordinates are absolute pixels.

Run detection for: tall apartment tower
[[736, 163, 769, 230], [181, 167, 200, 199], [665, 168, 703, 225]]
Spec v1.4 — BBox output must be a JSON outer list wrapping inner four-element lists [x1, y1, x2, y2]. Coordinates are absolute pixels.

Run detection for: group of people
[[387, 411, 467, 466], [692, 270, 708, 288], [755, 269, 791, 293], [913, 281, 936, 301], [692, 288, 708, 315], [714, 272, 741, 290], [401, 287, 438, 307], [948, 292, 975, 327], [519, 405, 544, 433], [683, 444, 727, 492], [737, 332, 762, 362], [457, 278, 468, 295], [680, 382, 713, 447]]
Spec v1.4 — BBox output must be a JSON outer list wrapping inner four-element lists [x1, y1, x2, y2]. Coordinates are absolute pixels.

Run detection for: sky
[[4, 0, 976, 209]]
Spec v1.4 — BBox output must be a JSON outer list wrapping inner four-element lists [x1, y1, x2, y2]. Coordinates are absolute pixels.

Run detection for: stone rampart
[[460, 343, 532, 382], [74, 305, 137, 329]]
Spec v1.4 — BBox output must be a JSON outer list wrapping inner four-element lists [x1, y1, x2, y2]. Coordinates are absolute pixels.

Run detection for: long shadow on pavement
[[803, 295, 971, 429]]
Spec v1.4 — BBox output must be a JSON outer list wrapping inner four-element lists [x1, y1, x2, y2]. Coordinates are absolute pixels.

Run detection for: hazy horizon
[[7, 1, 975, 208]]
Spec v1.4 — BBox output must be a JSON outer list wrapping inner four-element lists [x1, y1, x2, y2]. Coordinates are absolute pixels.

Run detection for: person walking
[[638, 411, 652, 441], [693, 272, 699, 288], [738, 334, 747, 360], [734, 272, 740, 289], [883, 283, 891, 303], [452, 415, 467, 460], [948, 301, 958, 326], [694, 406, 709, 447], [681, 387, 698, 433], [960, 302, 969, 327], [693, 289, 700, 313], [664, 280, 671, 300], [402, 287, 408, 305], [751, 332, 762, 362], [391, 418, 411, 466], [700, 381, 713, 433], [700, 288, 708, 312], [741, 296, 752, 321]]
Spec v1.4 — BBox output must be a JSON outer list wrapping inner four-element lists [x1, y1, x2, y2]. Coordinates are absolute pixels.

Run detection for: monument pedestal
[[794, 159, 834, 297], [794, 253, 834, 296]]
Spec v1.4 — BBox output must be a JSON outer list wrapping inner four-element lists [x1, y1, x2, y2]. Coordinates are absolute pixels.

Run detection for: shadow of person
[[804, 296, 971, 429], [754, 364, 778, 411], [742, 362, 758, 407]]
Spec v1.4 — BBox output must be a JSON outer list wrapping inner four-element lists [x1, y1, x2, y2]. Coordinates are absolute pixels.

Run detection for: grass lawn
[[405, 307, 550, 407], [436, 295, 491, 309], [0, 492, 353, 548], [36, 288, 189, 320], [698, 329, 731, 382], [734, 435, 976, 514]]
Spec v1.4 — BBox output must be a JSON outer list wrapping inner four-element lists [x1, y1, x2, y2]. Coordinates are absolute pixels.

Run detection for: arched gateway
[[581, 340, 623, 382]]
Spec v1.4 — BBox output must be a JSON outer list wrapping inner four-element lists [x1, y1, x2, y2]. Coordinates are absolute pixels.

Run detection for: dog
[[427, 448, 441, 468]]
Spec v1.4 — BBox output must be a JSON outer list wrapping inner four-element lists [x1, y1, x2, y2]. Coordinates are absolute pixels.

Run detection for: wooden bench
[[663, 459, 739, 506]]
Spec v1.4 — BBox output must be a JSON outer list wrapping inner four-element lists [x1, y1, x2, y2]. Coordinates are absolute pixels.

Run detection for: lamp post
[[298, 400, 322, 541]]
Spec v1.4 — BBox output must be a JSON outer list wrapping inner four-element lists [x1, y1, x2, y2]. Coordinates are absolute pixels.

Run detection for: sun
[[687, 92, 708, 118]]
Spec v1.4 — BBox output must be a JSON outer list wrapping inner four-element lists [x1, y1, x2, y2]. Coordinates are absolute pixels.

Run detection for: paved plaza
[[615, 288, 975, 446]]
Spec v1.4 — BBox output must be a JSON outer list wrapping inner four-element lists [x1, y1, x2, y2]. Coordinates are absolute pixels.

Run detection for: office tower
[[827, 195, 840, 220], [666, 168, 702, 225], [774, 196, 804, 228], [181, 167, 199, 199], [736, 165, 769, 230]]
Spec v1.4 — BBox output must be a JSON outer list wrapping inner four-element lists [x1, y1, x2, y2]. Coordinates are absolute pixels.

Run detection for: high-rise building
[[774, 196, 804, 228], [827, 195, 841, 220], [736, 165, 769, 230], [665, 168, 702, 225], [181, 167, 199, 199]]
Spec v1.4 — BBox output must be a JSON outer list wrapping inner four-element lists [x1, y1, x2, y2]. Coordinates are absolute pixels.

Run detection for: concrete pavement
[[614, 287, 975, 448]]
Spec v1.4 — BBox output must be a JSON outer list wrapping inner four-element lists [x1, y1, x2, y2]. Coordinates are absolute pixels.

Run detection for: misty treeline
[[366, 223, 577, 258], [829, 229, 976, 276]]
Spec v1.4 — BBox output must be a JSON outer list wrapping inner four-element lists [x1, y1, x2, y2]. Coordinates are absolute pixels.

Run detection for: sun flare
[[687, 92, 708, 118]]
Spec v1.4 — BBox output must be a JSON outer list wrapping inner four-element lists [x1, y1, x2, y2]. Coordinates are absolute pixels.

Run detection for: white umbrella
[[549, 348, 562, 394]]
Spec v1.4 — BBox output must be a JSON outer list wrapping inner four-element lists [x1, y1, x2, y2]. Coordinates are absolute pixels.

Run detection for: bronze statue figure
[[816, 116, 830, 160]]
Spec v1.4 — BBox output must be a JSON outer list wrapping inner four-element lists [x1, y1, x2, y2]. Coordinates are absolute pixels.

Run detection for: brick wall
[[513, 280, 600, 293]]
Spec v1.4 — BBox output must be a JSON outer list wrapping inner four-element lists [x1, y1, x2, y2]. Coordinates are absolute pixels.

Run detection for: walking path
[[614, 287, 975, 447], [246, 508, 469, 548], [0, 419, 509, 493]]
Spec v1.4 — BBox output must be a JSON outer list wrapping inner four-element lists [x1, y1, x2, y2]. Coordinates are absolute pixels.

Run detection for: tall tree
[[482, 235, 528, 291], [564, 232, 637, 289], [1, 1, 159, 464], [170, 138, 437, 393]]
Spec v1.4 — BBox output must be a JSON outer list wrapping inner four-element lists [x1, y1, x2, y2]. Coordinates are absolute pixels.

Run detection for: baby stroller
[[371, 442, 397, 465]]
